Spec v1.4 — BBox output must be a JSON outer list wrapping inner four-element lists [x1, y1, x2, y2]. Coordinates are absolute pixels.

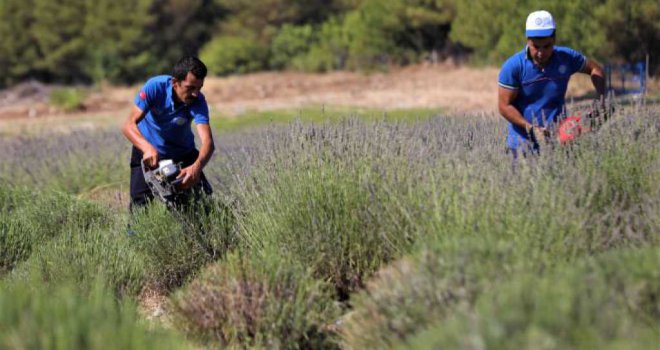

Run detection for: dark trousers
[[129, 146, 212, 211]]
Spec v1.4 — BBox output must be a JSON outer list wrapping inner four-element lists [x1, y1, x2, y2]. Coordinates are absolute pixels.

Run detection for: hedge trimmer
[[141, 159, 184, 207], [557, 101, 613, 144], [529, 100, 615, 145]]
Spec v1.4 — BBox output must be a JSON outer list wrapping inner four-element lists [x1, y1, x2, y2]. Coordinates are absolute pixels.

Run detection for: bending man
[[122, 56, 215, 209], [498, 10, 606, 157]]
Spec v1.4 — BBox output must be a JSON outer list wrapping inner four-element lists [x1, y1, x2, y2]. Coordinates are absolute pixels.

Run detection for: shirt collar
[[166, 76, 174, 105]]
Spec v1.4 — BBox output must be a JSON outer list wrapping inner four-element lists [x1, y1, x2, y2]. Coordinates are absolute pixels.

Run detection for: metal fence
[[605, 59, 648, 96]]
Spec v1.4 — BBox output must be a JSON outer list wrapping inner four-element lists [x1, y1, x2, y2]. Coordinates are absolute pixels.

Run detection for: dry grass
[[0, 63, 644, 136]]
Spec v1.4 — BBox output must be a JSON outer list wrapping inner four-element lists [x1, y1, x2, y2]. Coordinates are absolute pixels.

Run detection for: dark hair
[[172, 56, 207, 80]]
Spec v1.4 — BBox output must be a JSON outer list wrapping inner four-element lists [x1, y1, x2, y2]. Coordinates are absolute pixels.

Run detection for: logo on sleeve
[[139, 91, 146, 100], [558, 65, 567, 74]]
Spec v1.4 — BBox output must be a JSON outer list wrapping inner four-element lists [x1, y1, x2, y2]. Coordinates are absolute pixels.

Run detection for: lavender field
[[1, 101, 658, 349]]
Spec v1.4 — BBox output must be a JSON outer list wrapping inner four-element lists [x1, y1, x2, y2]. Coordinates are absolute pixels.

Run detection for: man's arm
[[499, 86, 532, 131], [121, 105, 159, 167], [178, 123, 215, 188], [498, 86, 548, 140], [581, 58, 606, 101]]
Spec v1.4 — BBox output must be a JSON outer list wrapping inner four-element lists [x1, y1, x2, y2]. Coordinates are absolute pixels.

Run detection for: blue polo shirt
[[498, 46, 586, 149], [134, 75, 209, 158]]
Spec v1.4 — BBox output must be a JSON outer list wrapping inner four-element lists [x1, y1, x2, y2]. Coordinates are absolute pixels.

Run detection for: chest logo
[[173, 116, 187, 126], [558, 65, 567, 74]]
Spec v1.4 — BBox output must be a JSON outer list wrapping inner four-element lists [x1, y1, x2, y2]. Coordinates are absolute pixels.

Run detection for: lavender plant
[[0, 278, 190, 350], [172, 251, 341, 349], [0, 186, 110, 276], [200, 103, 658, 348], [0, 130, 128, 194], [0, 100, 657, 349]]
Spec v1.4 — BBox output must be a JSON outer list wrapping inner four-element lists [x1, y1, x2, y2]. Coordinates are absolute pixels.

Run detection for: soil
[[0, 62, 611, 136]]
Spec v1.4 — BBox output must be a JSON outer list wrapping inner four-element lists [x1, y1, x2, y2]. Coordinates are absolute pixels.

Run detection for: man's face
[[173, 71, 204, 105], [527, 36, 555, 66]]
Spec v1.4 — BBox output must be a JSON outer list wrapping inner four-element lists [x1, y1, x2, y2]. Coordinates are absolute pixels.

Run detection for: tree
[[0, 0, 39, 86], [341, 0, 455, 69], [449, 0, 657, 73], [83, 0, 156, 83], [597, 0, 659, 73], [31, 0, 89, 83], [146, 0, 223, 77], [450, 0, 526, 63]]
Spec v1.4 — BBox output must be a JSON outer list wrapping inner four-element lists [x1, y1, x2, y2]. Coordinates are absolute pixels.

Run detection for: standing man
[[122, 56, 215, 209], [498, 10, 606, 157]]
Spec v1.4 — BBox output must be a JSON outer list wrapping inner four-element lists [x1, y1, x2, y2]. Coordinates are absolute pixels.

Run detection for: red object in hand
[[558, 116, 582, 144]]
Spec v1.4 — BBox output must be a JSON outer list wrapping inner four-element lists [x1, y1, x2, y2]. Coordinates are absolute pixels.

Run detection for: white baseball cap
[[526, 10, 555, 37]]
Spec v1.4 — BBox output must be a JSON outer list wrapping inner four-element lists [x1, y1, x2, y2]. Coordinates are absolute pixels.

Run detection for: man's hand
[[534, 126, 550, 145], [177, 163, 202, 190], [142, 145, 160, 168], [526, 125, 549, 145]]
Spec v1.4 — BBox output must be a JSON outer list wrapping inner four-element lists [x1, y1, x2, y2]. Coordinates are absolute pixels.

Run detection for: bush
[[10, 222, 146, 298], [0, 186, 110, 275], [342, 246, 660, 350], [239, 162, 418, 298], [339, 255, 475, 349], [172, 251, 340, 349], [129, 197, 238, 291], [397, 247, 660, 350], [49, 87, 87, 112], [0, 130, 129, 194], [269, 24, 316, 70], [200, 35, 267, 76], [298, 17, 348, 71], [0, 279, 189, 350]]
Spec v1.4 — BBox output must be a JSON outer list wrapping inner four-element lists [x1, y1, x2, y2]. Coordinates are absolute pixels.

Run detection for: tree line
[[0, 0, 656, 88]]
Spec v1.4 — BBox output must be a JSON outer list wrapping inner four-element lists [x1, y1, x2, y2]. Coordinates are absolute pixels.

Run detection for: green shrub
[[396, 248, 660, 350], [339, 255, 475, 349], [172, 251, 340, 349], [0, 186, 110, 275], [200, 35, 267, 75], [299, 17, 349, 71], [0, 279, 190, 350], [269, 24, 316, 70], [129, 197, 238, 290], [49, 87, 87, 112], [10, 222, 146, 298], [342, 2, 402, 70], [0, 130, 129, 194], [343, 247, 660, 350], [239, 163, 418, 298]]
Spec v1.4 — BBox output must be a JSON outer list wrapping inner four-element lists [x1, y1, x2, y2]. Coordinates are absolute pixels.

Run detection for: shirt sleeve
[[134, 78, 158, 111], [190, 94, 210, 125], [498, 56, 521, 90], [564, 47, 587, 74]]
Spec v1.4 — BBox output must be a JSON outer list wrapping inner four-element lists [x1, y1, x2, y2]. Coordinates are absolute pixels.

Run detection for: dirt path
[[203, 63, 502, 115], [0, 63, 598, 133]]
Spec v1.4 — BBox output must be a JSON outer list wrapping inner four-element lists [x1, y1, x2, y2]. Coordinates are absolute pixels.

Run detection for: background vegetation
[[0, 0, 657, 87]]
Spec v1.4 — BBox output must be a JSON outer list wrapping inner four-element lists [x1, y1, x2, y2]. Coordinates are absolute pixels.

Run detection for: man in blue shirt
[[498, 10, 606, 156], [122, 56, 215, 208]]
